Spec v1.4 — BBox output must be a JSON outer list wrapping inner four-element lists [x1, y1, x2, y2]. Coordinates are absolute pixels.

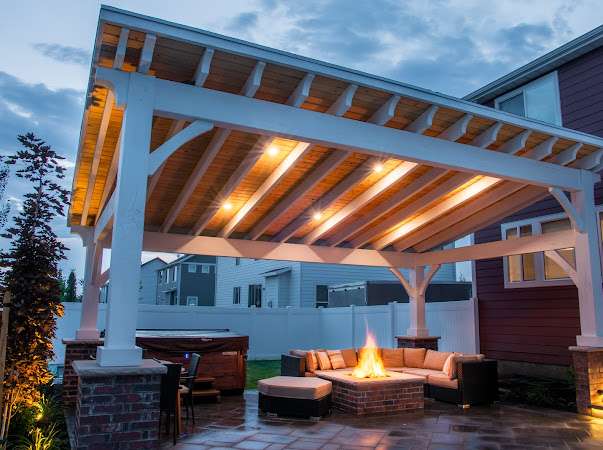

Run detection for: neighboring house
[[465, 26, 603, 376], [156, 255, 217, 306], [100, 257, 167, 304], [215, 255, 457, 308]]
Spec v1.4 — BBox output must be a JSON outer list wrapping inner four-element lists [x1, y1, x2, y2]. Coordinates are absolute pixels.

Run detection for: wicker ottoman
[[258, 376, 332, 419]]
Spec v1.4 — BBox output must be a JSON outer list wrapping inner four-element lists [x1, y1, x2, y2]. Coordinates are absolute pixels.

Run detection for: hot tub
[[135, 329, 248, 393]]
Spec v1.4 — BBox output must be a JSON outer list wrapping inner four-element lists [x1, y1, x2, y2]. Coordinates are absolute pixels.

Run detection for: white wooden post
[[96, 73, 155, 366], [76, 231, 102, 340], [407, 267, 429, 337], [572, 175, 603, 347]]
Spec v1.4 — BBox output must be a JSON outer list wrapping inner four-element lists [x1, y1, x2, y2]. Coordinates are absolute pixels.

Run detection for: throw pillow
[[403, 348, 427, 368], [381, 348, 404, 368], [327, 350, 346, 369], [340, 348, 358, 367], [423, 350, 452, 371], [316, 351, 332, 370], [442, 353, 455, 378], [305, 351, 318, 372]]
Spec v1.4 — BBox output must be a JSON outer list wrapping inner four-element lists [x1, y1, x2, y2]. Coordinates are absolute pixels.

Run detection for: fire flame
[[351, 332, 388, 378]]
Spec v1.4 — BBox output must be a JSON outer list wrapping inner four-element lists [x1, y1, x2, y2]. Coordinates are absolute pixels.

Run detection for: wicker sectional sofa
[[281, 347, 498, 407]]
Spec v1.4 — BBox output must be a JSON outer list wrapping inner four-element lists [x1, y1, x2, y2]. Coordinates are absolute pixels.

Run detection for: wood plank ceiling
[[69, 19, 603, 254]]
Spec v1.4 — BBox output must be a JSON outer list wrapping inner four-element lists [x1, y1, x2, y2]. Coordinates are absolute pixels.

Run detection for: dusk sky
[[1, 0, 602, 282]]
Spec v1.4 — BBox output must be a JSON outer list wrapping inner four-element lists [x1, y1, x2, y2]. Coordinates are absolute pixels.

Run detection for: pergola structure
[[69, 6, 603, 368]]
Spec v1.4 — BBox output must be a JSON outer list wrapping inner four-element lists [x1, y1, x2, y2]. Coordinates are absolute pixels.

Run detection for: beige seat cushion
[[258, 376, 332, 400], [386, 367, 406, 373], [340, 348, 358, 367], [327, 350, 346, 369], [403, 348, 426, 368], [423, 350, 452, 371], [428, 373, 458, 390], [316, 351, 332, 370], [401, 368, 442, 379], [314, 368, 350, 377], [382, 348, 404, 368]]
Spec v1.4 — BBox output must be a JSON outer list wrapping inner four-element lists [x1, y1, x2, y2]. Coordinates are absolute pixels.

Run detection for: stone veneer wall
[[62, 339, 102, 408], [73, 359, 165, 450], [396, 336, 439, 351], [570, 347, 603, 416]]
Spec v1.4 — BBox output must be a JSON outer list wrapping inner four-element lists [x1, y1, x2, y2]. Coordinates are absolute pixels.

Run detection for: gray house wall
[[157, 255, 217, 306]]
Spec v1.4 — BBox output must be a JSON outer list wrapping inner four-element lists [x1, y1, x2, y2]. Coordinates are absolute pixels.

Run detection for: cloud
[[32, 43, 91, 66]]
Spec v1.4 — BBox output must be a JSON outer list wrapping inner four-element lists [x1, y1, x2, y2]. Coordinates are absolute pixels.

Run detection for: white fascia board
[[97, 6, 603, 149], [132, 72, 588, 191]]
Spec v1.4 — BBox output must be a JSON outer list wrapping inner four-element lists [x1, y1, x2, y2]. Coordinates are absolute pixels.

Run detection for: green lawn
[[246, 360, 280, 389]]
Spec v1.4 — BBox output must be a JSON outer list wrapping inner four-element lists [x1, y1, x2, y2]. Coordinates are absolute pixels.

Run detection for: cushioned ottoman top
[[258, 376, 332, 400]]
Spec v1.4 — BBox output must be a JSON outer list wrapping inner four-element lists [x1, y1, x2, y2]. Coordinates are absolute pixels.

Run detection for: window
[[188, 264, 196, 273], [172, 266, 177, 282], [235, 257, 241, 266], [186, 295, 198, 306], [233, 287, 241, 305], [501, 212, 592, 288], [201, 265, 210, 274], [316, 285, 328, 308], [495, 72, 562, 125], [248, 284, 262, 307]]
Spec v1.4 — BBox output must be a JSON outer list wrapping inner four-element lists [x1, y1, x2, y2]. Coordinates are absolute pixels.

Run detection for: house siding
[[474, 46, 603, 367]]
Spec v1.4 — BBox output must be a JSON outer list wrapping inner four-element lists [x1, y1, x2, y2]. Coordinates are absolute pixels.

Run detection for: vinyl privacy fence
[[53, 300, 478, 365]]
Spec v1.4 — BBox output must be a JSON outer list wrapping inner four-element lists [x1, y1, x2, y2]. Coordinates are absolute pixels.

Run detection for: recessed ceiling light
[[267, 146, 279, 157], [223, 202, 233, 211], [313, 211, 323, 221], [373, 163, 384, 173]]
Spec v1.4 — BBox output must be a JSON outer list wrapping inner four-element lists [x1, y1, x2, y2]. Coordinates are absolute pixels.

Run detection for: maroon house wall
[[474, 46, 603, 366]]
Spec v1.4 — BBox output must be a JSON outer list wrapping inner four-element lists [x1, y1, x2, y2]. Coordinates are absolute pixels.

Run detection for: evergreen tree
[[0, 157, 9, 231], [64, 270, 77, 302], [0, 133, 69, 438]]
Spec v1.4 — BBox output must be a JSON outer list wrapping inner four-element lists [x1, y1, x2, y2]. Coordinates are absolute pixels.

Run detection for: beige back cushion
[[382, 348, 404, 367], [340, 348, 358, 367], [316, 351, 332, 370], [423, 350, 452, 371], [327, 350, 346, 369], [305, 351, 318, 372], [442, 353, 456, 378], [403, 348, 427, 368]]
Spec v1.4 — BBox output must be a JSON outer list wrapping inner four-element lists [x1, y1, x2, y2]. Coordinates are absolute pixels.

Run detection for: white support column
[[572, 174, 603, 347], [75, 229, 102, 340], [96, 73, 155, 367]]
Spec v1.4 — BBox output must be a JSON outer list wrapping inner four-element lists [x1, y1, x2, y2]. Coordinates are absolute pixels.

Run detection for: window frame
[[186, 295, 199, 306], [500, 208, 603, 289], [233, 286, 241, 305], [187, 263, 196, 273], [494, 72, 562, 126]]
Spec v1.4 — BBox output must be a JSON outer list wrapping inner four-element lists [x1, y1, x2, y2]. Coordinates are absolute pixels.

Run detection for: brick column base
[[72, 359, 166, 450], [570, 346, 603, 416], [396, 336, 440, 350], [62, 339, 103, 408]]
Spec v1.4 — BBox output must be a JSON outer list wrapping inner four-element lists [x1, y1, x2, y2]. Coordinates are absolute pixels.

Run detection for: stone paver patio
[[161, 390, 603, 450]]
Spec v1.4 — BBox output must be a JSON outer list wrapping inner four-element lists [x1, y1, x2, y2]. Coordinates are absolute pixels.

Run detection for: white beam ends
[[193, 48, 215, 86], [471, 122, 502, 148], [113, 28, 129, 69], [287, 73, 315, 107], [438, 114, 472, 142], [498, 130, 531, 155], [369, 95, 400, 126], [137, 33, 157, 74], [572, 148, 603, 170], [523, 137, 558, 160], [242, 61, 266, 97], [147, 120, 214, 176], [548, 187, 585, 233], [405, 105, 438, 134], [553, 143, 582, 166], [327, 84, 358, 116]]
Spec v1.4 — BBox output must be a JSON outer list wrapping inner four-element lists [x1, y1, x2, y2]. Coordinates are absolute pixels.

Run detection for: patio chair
[[179, 352, 201, 425], [159, 362, 182, 445]]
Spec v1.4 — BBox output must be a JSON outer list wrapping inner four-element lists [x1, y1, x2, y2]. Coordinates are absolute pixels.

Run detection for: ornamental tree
[[0, 133, 69, 439]]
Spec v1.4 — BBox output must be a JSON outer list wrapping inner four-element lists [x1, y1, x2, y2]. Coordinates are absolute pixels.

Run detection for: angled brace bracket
[[544, 250, 577, 285], [548, 187, 585, 233]]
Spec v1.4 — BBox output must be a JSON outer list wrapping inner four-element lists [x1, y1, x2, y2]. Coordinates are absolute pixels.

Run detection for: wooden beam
[[471, 122, 502, 148], [498, 130, 530, 155], [438, 114, 472, 141], [523, 137, 557, 160], [137, 33, 156, 73], [302, 161, 417, 244], [369, 95, 400, 126], [219, 142, 312, 238], [94, 191, 115, 243], [544, 249, 578, 284], [549, 187, 585, 232], [146, 120, 187, 201], [405, 105, 438, 134], [81, 89, 114, 226], [161, 62, 268, 233], [327, 84, 358, 116], [389, 267, 413, 295], [113, 28, 129, 69], [143, 231, 415, 268], [572, 148, 603, 169], [193, 47, 214, 86], [287, 73, 315, 107], [553, 143, 582, 166], [147, 120, 214, 176], [413, 229, 577, 266], [97, 133, 120, 223], [410, 185, 547, 252], [248, 150, 348, 240]]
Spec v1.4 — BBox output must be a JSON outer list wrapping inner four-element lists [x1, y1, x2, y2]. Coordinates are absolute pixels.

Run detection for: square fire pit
[[316, 371, 424, 415]]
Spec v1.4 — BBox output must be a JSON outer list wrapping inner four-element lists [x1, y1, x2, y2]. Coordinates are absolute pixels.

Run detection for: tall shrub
[[0, 133, 69, 440]]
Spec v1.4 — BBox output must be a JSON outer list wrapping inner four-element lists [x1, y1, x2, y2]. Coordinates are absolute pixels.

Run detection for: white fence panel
[[53, 299, 477, 365]]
